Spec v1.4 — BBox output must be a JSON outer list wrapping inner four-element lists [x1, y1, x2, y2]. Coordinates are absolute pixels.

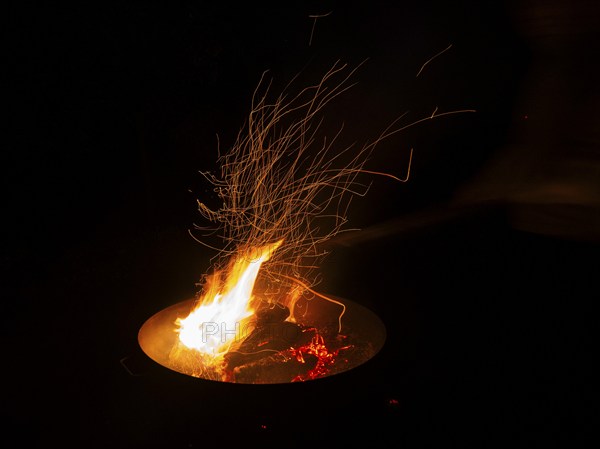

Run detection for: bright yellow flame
[[175, 240, 282, 358]]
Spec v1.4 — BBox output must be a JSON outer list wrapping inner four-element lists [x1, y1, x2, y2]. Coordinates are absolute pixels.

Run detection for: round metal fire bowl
[[138, 294, 386, 384]]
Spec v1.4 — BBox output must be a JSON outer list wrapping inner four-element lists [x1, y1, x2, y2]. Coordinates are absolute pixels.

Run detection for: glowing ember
[[290, 331, 352, 382]]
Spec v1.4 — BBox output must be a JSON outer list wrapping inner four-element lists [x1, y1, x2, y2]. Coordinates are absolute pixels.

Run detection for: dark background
[[4, 1, 598, 448]]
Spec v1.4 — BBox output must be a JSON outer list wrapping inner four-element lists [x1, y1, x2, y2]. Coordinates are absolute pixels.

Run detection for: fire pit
[[139, 294, 385, 384]]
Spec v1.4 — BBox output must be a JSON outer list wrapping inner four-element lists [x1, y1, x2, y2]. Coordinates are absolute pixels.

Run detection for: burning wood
[[222, 302, 352, 383]]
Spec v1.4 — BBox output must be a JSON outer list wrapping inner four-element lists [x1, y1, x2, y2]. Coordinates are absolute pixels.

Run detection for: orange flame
[[175, 240, 282, 358]]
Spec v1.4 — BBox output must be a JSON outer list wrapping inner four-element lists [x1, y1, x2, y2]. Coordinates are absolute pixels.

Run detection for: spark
[[416, 44, 453, 78], [360, 148, 413, 183], [278, 272, 346, 333], [308, 11, 333, 46]]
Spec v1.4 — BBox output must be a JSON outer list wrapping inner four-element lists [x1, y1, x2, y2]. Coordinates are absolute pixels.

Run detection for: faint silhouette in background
[[453, 0, 600, 241]]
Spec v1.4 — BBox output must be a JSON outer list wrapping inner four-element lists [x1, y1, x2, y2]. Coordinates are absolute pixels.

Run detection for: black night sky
[[5, 1, 598, 448]]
